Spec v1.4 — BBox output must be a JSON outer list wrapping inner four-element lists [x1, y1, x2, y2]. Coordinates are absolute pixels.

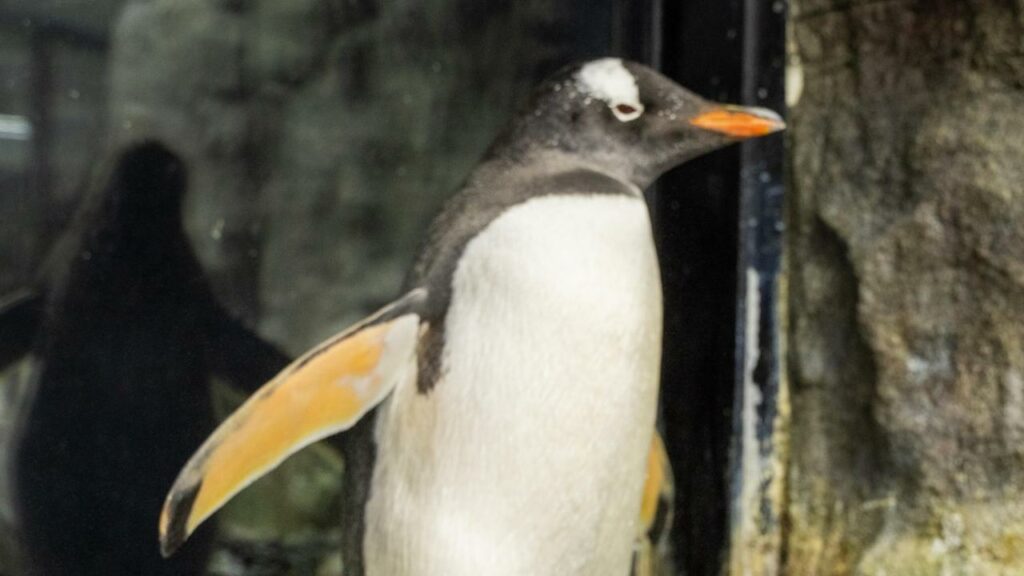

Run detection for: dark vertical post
[[655, 0, 745, 573], [27, 27, 53, 264], [612, 0, 661, 68], [648, 0, 786, 574], [28, 29, 52, 199]]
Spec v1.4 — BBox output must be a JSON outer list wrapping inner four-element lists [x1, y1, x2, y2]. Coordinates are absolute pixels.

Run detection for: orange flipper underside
[[159, 312, 421, 557], [633, 432, 675, 576], [639, 431, 672, 534]]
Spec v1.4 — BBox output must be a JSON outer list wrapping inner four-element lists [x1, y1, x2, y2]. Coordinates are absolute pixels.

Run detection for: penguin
[[0, 141, 290, 576], [633, 433, 675, 576], [159, 58, 784, 575]]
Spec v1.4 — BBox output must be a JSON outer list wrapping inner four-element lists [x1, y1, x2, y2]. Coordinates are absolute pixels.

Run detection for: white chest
[[365, 194, 663, 576]]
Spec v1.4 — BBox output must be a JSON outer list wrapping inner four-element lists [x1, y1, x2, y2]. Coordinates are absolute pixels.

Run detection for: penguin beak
[[689, 105, 785, 138]]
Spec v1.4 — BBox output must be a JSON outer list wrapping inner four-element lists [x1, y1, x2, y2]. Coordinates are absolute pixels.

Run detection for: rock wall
[[109, 0, 609, 347], [786, 0, 1024, 573]]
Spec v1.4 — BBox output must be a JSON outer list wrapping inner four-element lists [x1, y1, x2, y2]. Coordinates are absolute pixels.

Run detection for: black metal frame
[[2, 11, 108, 263], [616, 1, 786, 574]]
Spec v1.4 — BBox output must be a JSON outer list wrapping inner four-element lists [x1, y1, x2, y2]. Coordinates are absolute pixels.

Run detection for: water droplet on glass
[[69, 89, 80, 100], [759, 171, 771, 183], [211, 219, 225, 241], [726, 28, 738, 40], [757, 88, 768, 99], [772, 0, 785, 14]]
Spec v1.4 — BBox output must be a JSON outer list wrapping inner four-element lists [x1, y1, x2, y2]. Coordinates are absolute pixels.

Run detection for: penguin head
[[112, 141, 187, 215], [502, 58, 785, 188], [85, 140, 189, 235]]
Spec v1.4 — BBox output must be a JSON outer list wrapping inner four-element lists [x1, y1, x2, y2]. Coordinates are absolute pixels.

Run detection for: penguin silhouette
[[0, 141, 289, 575]]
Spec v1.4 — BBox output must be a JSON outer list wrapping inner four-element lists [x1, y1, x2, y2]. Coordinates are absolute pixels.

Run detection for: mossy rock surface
[[787, 0, 1024, 573]]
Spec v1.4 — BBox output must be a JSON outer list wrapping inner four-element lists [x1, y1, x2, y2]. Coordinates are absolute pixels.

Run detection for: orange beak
[[689, 105, 785, 138]]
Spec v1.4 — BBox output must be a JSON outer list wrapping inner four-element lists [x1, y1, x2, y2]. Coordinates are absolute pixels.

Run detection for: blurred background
[[2, 0, 1023, 575]]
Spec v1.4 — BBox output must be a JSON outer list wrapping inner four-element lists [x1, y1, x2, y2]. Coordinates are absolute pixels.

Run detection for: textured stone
[[787, 0, 1024, 573]]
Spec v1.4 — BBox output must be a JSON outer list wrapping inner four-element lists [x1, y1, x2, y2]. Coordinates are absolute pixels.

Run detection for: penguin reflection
[[0, 142, 289, 576]]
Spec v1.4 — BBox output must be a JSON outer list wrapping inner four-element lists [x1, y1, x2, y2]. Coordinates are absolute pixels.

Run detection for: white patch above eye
[[577, 58, 644, 122]]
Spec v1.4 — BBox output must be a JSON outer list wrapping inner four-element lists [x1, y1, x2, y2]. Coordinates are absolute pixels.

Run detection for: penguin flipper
[[205, 307, 292, 392], [0, 289, 42, 370], [159, 288, 428, 557], [632, 431, 675, 576]]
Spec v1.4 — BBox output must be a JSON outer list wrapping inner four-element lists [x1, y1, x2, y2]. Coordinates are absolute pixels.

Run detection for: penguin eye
[[611, 102, 643, 122]]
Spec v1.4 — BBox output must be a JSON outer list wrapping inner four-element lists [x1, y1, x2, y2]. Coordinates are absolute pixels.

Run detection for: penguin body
[[159, 59, 784, 575], [365, 192, 661, 575], [0, 142, 288, 576]]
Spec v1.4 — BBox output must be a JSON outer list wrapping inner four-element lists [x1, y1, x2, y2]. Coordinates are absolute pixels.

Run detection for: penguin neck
[[485, 115, 657, 190], [476, 147, 647, 196], [82, 191, 186, 255], [118, 197, 183, 234]]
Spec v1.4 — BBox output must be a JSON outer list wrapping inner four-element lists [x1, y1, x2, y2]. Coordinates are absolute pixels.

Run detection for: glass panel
[[0, 1, 626, 574], [0, 31, 33, 292]]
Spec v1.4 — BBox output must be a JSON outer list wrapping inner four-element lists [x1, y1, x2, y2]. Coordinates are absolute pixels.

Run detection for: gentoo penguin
[[159, 58, 784, 575], [0, 141, 289, 575]]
